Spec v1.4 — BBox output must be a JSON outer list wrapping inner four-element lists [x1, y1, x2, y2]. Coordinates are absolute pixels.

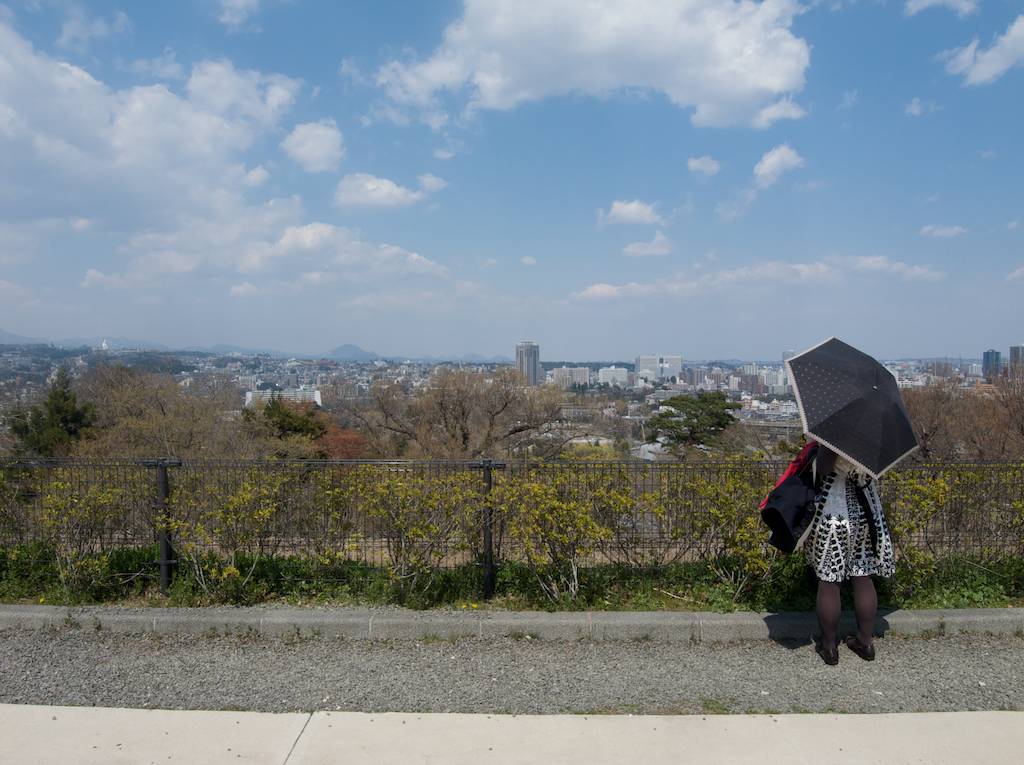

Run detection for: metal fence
[[1, 458, 1023, 596]]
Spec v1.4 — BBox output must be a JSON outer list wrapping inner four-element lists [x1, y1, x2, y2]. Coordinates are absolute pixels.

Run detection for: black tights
[[816, 576, 877, 648]]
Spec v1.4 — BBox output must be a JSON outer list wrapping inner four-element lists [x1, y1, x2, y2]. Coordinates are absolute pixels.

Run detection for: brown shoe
[[815, 639, 839, 666], [845, 636, 876, 661]]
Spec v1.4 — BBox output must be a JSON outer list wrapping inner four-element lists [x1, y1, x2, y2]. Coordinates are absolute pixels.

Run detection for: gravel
[[1, 627, 1021, 715]]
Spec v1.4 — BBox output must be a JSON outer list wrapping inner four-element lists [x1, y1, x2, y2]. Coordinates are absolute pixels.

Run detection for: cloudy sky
[[0, 0, 1021, 360]]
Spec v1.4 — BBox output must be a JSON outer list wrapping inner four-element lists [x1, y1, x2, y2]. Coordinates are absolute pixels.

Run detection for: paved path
[[1, 705, 1022, 764], [3, 627, 1022, 714]]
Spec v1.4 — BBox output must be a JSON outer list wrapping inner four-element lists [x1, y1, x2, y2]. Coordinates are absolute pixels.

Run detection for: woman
[[805, 443, 896, 665]]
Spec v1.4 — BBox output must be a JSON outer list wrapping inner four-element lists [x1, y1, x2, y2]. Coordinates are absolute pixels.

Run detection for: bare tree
[[72, 365, 316, 460], [348, 367, 564, 459], [903, 381, 1024, 461]]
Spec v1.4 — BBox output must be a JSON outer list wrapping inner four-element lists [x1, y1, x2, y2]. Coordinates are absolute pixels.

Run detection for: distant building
[[553, 366, 591, 389], [635, 355, 659, 381], [635, 354, 683, 382], [244, 388, 322, 408], [598, 366, 629, 387], [515, 341, 541, 385], [1011, 345, 1024, 378], [782, 349, 796, 389], [982, 349, 1001, 381]]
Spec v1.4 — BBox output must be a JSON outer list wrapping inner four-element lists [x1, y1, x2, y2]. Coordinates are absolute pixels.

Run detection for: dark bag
[[759, 441, 819, 553]]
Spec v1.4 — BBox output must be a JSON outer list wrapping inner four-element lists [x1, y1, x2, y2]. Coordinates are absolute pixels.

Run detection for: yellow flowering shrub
[[347, 466, 480, 596], [169, 469, 292, 595], [36, 467, 146, 593], [490, 466, 621, 601]]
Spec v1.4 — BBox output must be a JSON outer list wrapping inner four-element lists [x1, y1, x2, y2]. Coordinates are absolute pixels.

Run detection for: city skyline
[[3, 324, 1020, 367], [0, 2, 1022, 360]]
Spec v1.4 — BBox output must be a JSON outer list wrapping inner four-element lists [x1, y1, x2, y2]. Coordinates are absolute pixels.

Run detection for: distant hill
[[401, 352, 513, 363], [58, 336, 169, 351], [323, 344, 379, 361], [457, 352, 514, 363], [0, 328, 43, 345]]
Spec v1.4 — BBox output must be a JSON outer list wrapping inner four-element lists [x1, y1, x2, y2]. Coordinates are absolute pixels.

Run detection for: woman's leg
[[850, 575, 877, 646], [816, 579, 841, 649]]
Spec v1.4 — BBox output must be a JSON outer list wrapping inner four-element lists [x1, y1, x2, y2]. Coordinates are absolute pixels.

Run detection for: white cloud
[[218, 0, 260, 31], [269, 222, 448, 277], [417, 173, 447, 192], [81, 269, 128, 289], [979, 149, 997, 160], [0, 20, 454, 314], [687, 155, 720, 176], [920, 224, 967, 238], [244, 166, 269, 187], [715, 188, 758, 222], [573, 259, 834, 300], [753, 144, 804, 188], [905, 0, 977, 17], [0, 20, 300, 233], [125, 48, 184, 81], [433, 148, 455, 160], [334, 173, 446, 208], [376, 0, 810, 128], [57, 9, 130, 50], [1009, 220, 1020, 231], [229, 281, 261, 297], [574, 254, 945, 301], [521, 256, 537, 266], [752, 98, 806, 129], [1007, 267, 1024, 281], [623, 231, 672, 257], [338, 58, 369, 86], [187, 60, 300, 127], [905, 97, 939, 117], [838, 255, 945, 281], [598, 199, 664, 226], [81, 249, 202, 289], [281, 119, 344, 172], [838, 89, 858, 110], [942, 16, 1024, 86], [481, 257, 498, 267]]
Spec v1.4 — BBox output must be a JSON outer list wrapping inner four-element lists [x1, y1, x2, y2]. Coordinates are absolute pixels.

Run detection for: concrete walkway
[[3, 603, 1023, 642], [1, 705, 1022, 764]]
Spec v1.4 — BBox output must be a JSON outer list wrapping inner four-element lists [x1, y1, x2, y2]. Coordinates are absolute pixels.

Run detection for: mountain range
[[0, 329, 513, 363]]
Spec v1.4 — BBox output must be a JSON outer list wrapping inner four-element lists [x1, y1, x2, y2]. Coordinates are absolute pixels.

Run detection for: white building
[[553, 366, 591, 389], [244, 388, 323, 408], [635, 354, 683, 382], [599, 366, 629, 387]]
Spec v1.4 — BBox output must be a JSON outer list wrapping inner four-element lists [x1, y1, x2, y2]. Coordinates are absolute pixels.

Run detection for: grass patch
[[1, 544, 1022, 612]]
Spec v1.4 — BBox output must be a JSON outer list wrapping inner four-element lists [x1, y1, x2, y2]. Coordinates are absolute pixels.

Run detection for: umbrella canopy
[[785, 337, 918, 479]]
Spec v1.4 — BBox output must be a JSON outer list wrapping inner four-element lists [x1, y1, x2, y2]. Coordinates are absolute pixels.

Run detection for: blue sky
[[0, 0, 1021, 361]]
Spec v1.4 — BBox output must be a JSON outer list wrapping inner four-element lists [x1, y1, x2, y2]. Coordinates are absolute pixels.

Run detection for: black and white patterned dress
[[804, 457, 896, 582]]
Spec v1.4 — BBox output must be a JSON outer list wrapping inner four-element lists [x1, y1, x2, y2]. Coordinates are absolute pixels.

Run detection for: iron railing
[[1, 458, 1022, 596]]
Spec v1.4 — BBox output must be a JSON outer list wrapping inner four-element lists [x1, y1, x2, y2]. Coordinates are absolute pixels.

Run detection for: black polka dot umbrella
[[785, 337, 919, 479]]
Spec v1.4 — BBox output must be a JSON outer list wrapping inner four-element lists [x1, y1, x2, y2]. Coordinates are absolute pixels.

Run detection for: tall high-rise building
[[1011, 345, 1024, 378], [635, 354, 682, 382], [982, 349, 1002, 381], [660, 355, 683, 382], [635, 355, 660, 381], [515, 341, 541, 385], [782, 349, 796, 390]]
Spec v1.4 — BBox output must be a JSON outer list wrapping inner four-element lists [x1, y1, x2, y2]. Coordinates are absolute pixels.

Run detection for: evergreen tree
[[8, 368, 95, 457], [645, 391, 740, 454]]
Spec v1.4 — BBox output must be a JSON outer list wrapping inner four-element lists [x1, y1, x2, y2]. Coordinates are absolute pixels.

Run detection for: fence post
[[480, 458, 497, 600], [144, 458, 182, 595]]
